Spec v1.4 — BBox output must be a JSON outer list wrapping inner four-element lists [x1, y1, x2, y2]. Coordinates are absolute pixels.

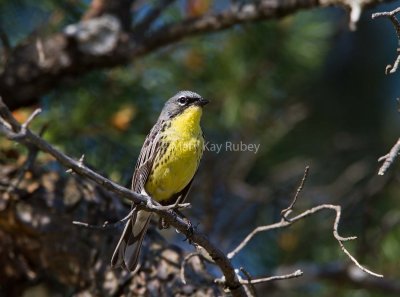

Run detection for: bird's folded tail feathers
[[111, 209, 153, 271]]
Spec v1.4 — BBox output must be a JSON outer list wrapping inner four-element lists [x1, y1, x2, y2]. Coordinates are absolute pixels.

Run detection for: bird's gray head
[[159, 90, 209, 120]]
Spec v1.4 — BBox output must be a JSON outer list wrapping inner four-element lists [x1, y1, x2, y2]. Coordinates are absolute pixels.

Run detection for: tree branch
[[239, 269, 303, 285], [378, 137, 400, 175], [227, 169, 383, 279], [372, 7, 400, 74], [372, 7, 400, 175], [0, 97, 247, 296], [0, 0, 394, 110]]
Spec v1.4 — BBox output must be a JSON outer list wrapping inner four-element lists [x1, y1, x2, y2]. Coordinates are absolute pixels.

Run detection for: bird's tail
[[111, 209, 153, 271]]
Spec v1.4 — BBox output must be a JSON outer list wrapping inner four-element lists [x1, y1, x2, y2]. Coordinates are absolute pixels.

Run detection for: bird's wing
[[131, 120, 165, 194], [111, 120, 165, 271]]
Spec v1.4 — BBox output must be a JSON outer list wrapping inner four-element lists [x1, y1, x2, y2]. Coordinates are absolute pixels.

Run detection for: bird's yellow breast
[[145, 106, 204, 202]]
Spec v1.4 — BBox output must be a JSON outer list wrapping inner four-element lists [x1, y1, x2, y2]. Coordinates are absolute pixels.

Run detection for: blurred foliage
[[1, 1, 400, 296]]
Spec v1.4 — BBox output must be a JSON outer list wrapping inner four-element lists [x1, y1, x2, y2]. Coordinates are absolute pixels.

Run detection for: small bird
[[111, 90, 209, 271]]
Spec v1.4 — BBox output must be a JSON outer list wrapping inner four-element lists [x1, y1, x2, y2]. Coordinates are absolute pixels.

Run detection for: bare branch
[[215, 269, 303, 287], [337, 240, 382, 278], [372, 7, 400, 176], [281, 165, 309, 219], [134, 1, 318, 56], [240, 269, 303, 285], [372, 7, 400, 74], [78, 154, 85, 165], [228, 202, 382, 278], [378, 137, 400, 175], [22, 108, 42, 130], [239, 267, 257, 297], [73, 208, 135, 230], [372, 7, 400, 35], [0, 97, 247, 297], [148, 202, 191, 211], [386, 50, 400, 74], [1, 0, 393, 110]]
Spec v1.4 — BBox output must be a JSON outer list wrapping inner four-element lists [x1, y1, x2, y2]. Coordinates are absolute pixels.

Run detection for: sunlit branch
[[372, 7, 400, 74], [1, 0, 394, 109], [0, 97, 247, 297], [228, 170, 383, 278], [378, 137, 400, 175]]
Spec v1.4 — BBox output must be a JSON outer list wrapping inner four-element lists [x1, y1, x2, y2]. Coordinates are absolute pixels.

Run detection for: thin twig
[[372, 7, 400, 175], [240, 269, 303, 284], [281, 165, 309, 219], [21, 108, 42, 130], [239, 267, 257, 297], [150, 202, 191, 210], [387, 51, 400, 74], [78, 154, 85, 166], [73, 208, 135, 230], [72, 220, 125, 230], [372, 7, 400, 74], [215, 269, 303, 286], [337, 241, 382, 278], [372, 7, 400, 38], [228, 203, 382, 278], [378, 138, 400, 175], [73, 201, 191, 231]]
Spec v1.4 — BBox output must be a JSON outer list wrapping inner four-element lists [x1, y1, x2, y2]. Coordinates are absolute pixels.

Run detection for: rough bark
[[0, 0, 392, 110], [0, 158, 218, 296]]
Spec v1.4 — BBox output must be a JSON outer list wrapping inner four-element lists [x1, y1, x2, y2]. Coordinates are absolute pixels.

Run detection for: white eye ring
[[178, 96, 187, 105]]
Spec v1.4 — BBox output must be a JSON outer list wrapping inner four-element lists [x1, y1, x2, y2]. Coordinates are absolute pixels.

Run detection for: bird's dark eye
[[178, 96, 187, 105]]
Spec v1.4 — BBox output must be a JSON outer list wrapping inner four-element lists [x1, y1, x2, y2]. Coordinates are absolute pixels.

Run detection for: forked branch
[[228, 167, 383, 278], [372, 7, 400, 74]]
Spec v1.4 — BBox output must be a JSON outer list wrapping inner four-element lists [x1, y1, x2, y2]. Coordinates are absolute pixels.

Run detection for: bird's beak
[[197, 98, 210, 107]]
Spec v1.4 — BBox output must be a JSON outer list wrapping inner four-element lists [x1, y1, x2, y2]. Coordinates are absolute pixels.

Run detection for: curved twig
[[228, 204, 382, 278]]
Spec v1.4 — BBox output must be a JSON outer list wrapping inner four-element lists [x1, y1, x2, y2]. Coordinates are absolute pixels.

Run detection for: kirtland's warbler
[[111, 91, 209, 271]]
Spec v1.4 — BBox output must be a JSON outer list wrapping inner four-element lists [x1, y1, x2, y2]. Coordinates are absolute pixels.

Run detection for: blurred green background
[[1, 0, 400, 296]]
